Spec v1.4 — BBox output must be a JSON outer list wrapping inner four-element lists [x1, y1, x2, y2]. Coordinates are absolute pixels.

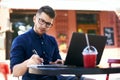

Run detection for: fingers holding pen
[[33, 54, 44, 64], [32, 49, 44, 65], [27, 54, 44, 66]]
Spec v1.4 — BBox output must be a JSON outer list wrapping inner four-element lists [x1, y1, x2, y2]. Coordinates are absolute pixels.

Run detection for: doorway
[[76, 11, 99, 35]]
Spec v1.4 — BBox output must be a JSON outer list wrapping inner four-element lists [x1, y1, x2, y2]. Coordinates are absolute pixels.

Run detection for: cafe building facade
[[8, 10, 118, 47], [0, 4, 120, 66]]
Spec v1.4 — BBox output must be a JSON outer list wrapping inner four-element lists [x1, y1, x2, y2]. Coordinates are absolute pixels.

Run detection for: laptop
[[35, 32, 107, 68], [64, 32, 107, 67]]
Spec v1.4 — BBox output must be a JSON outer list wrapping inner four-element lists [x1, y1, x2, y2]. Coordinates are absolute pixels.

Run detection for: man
[[10, 5, 82, 80]]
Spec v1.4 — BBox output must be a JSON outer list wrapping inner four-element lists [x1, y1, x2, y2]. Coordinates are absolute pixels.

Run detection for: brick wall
[[116, 14, 120, 47]]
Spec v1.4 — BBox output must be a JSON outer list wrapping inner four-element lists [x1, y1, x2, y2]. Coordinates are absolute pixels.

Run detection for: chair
[[0, 62, 10, 80], [106, 59, 120, 80]]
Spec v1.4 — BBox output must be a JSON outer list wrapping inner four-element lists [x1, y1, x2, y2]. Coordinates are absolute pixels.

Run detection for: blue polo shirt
[[10, 28, 61, 80]]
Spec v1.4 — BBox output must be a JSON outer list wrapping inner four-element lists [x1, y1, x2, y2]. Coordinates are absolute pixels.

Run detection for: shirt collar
[[30, 28, 46, 39]]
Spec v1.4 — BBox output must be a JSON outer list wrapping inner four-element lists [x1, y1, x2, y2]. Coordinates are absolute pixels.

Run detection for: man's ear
[[33, 15, 36, 23]]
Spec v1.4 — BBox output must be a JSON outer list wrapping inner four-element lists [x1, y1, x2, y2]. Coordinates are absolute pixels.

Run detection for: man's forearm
[[12, 59, 29, 77]]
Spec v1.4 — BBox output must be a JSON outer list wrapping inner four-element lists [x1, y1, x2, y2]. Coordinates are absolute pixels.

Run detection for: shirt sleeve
[[10, 35, 26, 72], [50, 37, 62, 62]]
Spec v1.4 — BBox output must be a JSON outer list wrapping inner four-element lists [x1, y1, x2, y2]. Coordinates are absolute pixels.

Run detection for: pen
[[32, 49, 44, 65], [32, 49, 38, 55]]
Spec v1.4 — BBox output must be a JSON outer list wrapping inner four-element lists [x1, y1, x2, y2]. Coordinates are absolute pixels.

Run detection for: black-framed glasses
[[38, 18, 53, 28]]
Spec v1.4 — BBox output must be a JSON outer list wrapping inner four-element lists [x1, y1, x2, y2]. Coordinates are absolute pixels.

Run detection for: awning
[[0, 0, 120, 11]]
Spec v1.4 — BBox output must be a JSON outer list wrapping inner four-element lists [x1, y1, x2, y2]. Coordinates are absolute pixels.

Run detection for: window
[[76, 14, 97, 24]]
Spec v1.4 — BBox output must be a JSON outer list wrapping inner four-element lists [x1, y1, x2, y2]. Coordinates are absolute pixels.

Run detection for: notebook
[[64, 32, 107, 67], [36, 32, 107, 68]]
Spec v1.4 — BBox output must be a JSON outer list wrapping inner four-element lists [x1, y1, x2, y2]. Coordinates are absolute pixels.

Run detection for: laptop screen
[[64, 32, 107, 67]]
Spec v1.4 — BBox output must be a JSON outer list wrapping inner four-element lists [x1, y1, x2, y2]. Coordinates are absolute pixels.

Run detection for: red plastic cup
[[83, 53, 97, 68], [82, 46, 98, 68]]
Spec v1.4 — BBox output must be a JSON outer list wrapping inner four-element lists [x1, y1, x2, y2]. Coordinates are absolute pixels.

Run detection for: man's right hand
[[27, 54, 44, 66]]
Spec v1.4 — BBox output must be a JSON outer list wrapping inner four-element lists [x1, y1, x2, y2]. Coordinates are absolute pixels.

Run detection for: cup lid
[[82, 46, 98, 54]]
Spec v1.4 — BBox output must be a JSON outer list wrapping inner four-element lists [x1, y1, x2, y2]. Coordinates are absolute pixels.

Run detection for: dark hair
[[37, 5, 56, 18]]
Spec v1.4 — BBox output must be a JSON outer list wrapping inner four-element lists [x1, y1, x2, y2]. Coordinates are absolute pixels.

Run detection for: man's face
[[33, 12, 53, 35]]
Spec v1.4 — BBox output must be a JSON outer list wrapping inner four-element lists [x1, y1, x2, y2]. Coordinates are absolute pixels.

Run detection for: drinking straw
[[85, 33, 90, 51]]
